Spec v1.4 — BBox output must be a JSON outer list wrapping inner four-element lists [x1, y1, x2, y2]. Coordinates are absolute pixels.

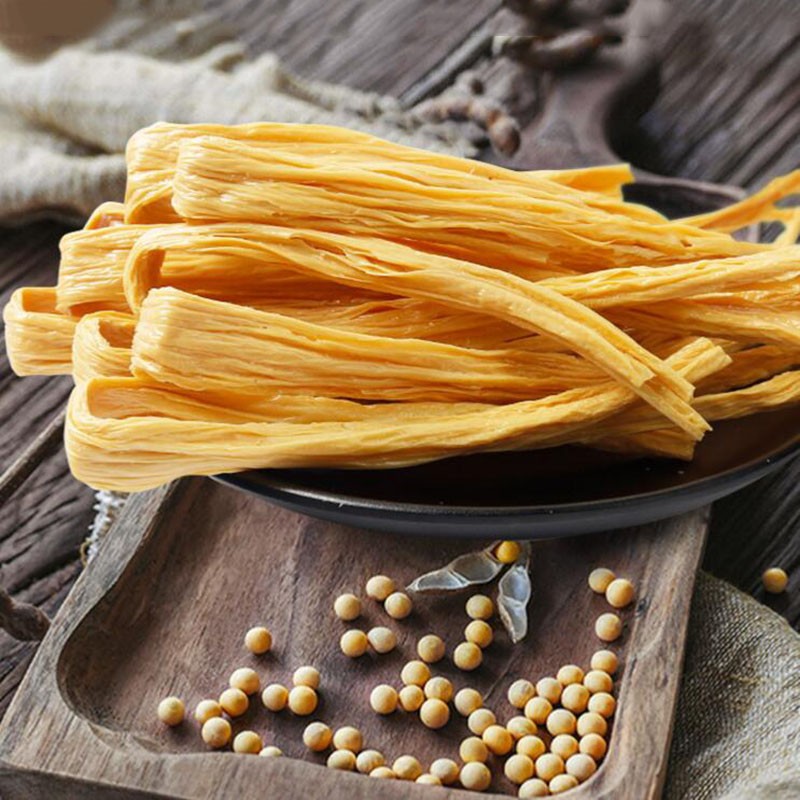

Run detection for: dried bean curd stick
[[124, 122, 639, 223], [596, 370, 800, 459], [586, 371, 800, 453], [696, 345, 800, 394], [123, 224, 706, 436], [6, 123, 800, 494], [593, 429, 696, 460], [58, 225, 385, 317], [131, 287, 606, 403], [84, 201, 125, 230], [696, 371, 800, 419], [58, 226, 147, 314], [83, 379, 491, 425], [69, 219, 547, 348], [80, 331, 726, 460], [689, 281, 800, 308], [611, 303, 800, 349], [2, 287, 77, 375], [170, 135, 760, 277], [265, 297, 546, 350], [83, 336, 720, 427], [65, 340, 723, 489], [71, 312, 135, 384], [679, 170, 800, 233], [63, 378, 651, 491], [774, 209, 800, 247], [3, 203, 130, 376], [539, 248, 800, 309], [545, 339, 731, 445], [128, 122, 798, 246]]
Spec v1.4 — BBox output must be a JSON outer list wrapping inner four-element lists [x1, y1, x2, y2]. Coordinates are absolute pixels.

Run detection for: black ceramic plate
[[214, 181, 800, 537], [216, 407, 800, 538]]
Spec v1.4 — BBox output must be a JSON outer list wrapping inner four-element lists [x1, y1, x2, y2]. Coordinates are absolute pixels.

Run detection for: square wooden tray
[[0, 478, 706, 798]]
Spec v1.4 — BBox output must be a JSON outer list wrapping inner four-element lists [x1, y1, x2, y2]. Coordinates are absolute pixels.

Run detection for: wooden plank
[[0, 447, 92, 597], [0, 220, 96, 722], [0, 409, 65, 508], [0, 479, 707, 798], [623, 0, 800, 188], [706, 455, 800, 625], [0, 562, 81, 716], [217, 0, 501, 95]]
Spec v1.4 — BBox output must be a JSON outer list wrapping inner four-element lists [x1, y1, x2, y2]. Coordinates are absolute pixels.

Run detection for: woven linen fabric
[[2, 2, 799, 797], [0, 0, 485, 223], [665, 571, 800, 799]]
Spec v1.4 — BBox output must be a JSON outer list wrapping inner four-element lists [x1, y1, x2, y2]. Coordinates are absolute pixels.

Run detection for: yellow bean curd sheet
[[4, 122, 800, 492]]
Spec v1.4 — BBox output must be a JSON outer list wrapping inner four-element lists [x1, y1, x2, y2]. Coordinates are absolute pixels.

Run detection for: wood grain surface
[[0, 479, 707, 799], [0, 0, 798, 729]]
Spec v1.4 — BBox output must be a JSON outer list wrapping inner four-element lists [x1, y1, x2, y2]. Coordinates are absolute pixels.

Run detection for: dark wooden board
[[0, 0, 798, 763], [0, 478, 707, 799], [621, 0, 800, 189], [0, 222, 98, 718], [223, 0, 502, 96]]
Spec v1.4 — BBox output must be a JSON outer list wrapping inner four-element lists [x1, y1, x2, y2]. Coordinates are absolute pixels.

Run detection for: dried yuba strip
[[1, 122, 797, 492]]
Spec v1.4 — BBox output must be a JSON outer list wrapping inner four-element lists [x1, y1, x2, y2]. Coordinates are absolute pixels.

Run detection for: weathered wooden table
[[0, 0, 798, 728]]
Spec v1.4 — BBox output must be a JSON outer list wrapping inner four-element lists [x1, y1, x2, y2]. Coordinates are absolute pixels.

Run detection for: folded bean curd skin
[[72, 312, 136, 384], [3, 287, 77, 375], [3, 121, 800, 492]]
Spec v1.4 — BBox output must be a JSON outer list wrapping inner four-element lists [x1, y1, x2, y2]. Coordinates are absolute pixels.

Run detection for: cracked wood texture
[[0, 480, 708, 798], [0, 0, 798, 736]]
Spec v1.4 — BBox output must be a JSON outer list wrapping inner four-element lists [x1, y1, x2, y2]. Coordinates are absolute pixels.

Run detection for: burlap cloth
[[0, 2, 798, 796]]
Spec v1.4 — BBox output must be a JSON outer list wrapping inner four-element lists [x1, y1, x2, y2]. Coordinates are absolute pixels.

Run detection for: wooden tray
[[0, 478, 706, 798]]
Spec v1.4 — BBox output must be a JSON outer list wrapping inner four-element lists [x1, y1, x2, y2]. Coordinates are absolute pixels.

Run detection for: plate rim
[[214, 433, 800, 520]]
